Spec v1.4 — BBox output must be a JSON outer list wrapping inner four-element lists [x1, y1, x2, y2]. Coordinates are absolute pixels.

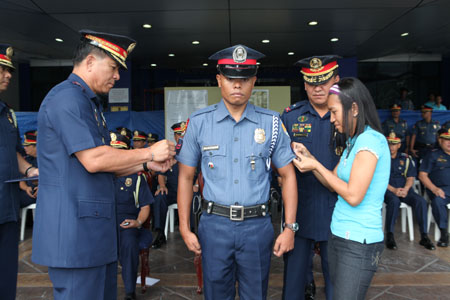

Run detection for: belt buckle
[[230, 205, 244, 221]]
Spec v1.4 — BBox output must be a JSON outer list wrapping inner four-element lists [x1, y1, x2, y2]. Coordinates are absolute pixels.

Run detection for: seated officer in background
[[145, 132, 160, 194], [132, 130, 147, 149], [117, 127, 133, 141], [382, 104, 409, 153], [419, 128, 450, 247], [442, 120, 450, 131], [111, 132, 153, 300], [19, 130, 38, 207], [384, 133, 435, 250], [148, 133, 159, 147], [410, 105, 440, 160], [152, 122, 187, 248], [177, 45, 298, 300]]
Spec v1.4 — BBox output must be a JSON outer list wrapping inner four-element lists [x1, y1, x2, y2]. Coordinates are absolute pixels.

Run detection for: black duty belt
[[416, 142, 435, 149], [202, 200, 269, 221]]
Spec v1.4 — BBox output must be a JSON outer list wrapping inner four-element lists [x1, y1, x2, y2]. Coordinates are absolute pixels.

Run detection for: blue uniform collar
[[68, 73, 97, 100], [306, 101, 330, 119], [215, 99, 258, 124], [0, 100, 6, 113]]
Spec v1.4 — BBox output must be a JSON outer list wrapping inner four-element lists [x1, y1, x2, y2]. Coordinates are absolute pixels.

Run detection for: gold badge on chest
[[254, 128, 266, 144], [125, 178, 133, 187]]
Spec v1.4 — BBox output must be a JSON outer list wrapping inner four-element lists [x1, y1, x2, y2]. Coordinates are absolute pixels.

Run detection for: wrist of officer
[[136, 219, 142, 228], [25, 166, 34, 177]]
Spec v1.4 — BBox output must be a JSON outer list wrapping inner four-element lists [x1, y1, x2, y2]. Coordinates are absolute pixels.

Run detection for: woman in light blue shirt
[[292, 77, 390, 300]]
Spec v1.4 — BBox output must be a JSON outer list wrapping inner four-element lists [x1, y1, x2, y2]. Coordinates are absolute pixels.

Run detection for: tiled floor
[[17, 213, 450, 300]]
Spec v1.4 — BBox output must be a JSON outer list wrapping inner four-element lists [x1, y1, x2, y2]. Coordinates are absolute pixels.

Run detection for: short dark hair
[[72, 39, 108, 66], [332, 77, 382, 153], [0, 65, 14, 73]]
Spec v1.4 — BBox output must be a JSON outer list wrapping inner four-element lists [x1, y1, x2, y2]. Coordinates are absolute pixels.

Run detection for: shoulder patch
[[254, 105, 279, 117]]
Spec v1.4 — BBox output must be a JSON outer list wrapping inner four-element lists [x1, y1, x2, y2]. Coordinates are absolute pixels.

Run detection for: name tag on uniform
[[202, 145, 219, 151], [293, 133, 308, 137]]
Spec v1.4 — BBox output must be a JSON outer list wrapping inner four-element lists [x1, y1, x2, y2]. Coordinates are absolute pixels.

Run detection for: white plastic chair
[[382, 202, 414, 241], [427, 201, 450, 242], [164, 203, 178, 238], [20, 203, 36, 241]]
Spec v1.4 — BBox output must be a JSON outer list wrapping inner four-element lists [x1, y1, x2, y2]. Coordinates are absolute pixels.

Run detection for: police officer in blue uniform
[[19, 130, 39, 207], [419, 128, 450, 247], [110, 132, 153, 300], [152, 122, 186, 248], [132, 130, 147, 149], [0, 44, 39, 300], [32, 30, 175, 300], [148, 132, 159, 147], [281, 55, 341, 300], [177, 45, 298, 300], [443, 120, 450, 131], [384, 132, 435, 250], [117, 127, 133, 141], [382, 104, 409, 153], [410, 105, 441, 160]]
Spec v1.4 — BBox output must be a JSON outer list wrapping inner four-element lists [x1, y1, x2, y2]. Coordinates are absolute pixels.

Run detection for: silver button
[[234, 180, 239, 184]]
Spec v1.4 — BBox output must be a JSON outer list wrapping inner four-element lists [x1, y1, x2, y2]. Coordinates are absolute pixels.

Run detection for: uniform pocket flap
[[78, 200, 112, 219]]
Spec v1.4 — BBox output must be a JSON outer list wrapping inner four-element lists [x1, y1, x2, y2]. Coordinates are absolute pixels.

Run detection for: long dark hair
[[331, 77, 382, 153]]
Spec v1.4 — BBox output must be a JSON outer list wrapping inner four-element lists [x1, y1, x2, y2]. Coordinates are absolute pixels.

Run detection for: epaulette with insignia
[[283, 100, 308, 114], [190, 104, 218, 118], [400, 153, 409, 158]]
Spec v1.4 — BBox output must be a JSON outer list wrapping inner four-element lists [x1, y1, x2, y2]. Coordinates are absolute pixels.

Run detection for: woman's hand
[[292, 151, 318, 173], [291, 142, 314, 158]]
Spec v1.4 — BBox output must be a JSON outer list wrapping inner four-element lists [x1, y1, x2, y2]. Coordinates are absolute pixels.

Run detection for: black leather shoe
[[304, 280, 316, 300], [437, 231, 449, 247], [124, 292, 136, 300], [385, 232, 397, 250], [151, 231, 166, 249], [419, 235, 436, 250]]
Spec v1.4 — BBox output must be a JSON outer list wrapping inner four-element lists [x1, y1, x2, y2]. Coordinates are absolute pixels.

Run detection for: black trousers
[[0, 221, 19, 300]]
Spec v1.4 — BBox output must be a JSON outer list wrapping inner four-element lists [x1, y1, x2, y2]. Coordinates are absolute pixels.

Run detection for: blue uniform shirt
[[332, 127, 390, 244], [389, 153, 416, 188], [420, 148, 450, 196], [177, 99, 294, 206], [412, 119, 441, 145], [116, 173, 153, 222], [32, 73, 116, 268], [158, 162, 179, 194], [382, 118, 409, 144], [281, 100, 339, 241], [0, 101, 22, 224]]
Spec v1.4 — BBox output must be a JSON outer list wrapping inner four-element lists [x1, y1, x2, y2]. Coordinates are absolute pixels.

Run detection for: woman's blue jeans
[[328, 234, 384, 300]]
